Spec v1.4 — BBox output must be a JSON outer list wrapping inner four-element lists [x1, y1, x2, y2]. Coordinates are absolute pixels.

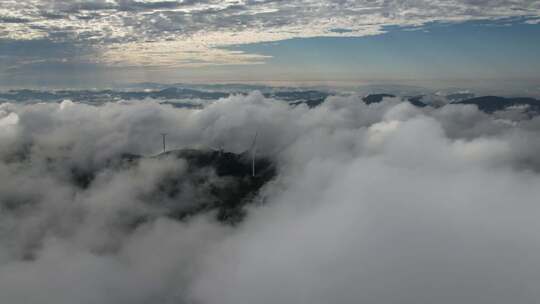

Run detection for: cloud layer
[[1, 0, 540, 68], [2, 94, 540, 303]]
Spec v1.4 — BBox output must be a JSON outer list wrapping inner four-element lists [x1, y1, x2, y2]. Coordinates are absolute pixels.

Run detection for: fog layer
[[1, 93, 540, 304]]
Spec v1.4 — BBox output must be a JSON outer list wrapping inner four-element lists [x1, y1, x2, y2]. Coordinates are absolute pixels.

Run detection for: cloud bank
[[1, 0, 540, 68], [1, 94, 540, 303]]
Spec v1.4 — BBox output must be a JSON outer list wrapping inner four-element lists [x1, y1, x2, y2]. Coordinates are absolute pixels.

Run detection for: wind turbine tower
[[161, 133, 168, 153], [250, 132, 258, 177]]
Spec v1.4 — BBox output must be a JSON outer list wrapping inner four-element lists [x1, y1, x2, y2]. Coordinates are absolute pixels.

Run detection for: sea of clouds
[[1, 92, 540, 304]]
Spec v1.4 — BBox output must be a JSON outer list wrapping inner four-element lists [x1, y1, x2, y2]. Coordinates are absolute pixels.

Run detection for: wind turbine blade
[[249, 131, 258, 151]]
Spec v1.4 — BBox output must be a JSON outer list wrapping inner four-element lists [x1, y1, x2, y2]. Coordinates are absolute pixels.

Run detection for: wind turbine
[[160, 133, 168, 153], [209, 139, 225, 156], [249, 132, 258, 177]]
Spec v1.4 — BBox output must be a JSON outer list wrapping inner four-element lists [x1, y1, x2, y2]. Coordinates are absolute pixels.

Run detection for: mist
[[1, 93, 540, 304]]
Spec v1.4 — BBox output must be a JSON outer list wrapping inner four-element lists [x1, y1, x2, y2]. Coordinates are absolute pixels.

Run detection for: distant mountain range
[[0, 88, 330, 108], [0, 88, 228, 105], [445, 92, 476, 102], [360, 93, 540, 114], [362, 93, 397, 104], [454, 96, 540, 113], [2, 88, 539, 115], [362, 94, 428, 108]]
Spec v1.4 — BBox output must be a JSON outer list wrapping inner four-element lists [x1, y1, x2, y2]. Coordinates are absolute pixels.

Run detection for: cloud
[[2, 93, 540, 303], [1, 0, 540, 68]]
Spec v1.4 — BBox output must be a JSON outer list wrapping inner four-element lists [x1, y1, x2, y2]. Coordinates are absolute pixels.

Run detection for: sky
[[4, 2, 540, 303], [1, 0, 540, 89]]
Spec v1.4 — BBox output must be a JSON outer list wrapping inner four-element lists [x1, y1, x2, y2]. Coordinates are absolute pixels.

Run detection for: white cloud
[[2, 94, 540, 303], [1, 0, 539, 66]]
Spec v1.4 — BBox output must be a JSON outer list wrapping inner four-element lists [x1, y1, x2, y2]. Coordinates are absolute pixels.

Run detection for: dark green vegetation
[[155, 149, 276, 224], [8, 148, 276, 227], [103, 149, 274, 225]]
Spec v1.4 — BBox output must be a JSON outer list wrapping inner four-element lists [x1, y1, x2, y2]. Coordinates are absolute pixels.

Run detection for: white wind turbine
[[209, 139, 225, 156], [249, 132, 258, 177], [160, 133, 168, 153]]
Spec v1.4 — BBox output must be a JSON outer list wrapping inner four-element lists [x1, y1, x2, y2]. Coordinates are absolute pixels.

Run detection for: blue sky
[[229, 19, 540, 83], [1, 1, 540, 91]]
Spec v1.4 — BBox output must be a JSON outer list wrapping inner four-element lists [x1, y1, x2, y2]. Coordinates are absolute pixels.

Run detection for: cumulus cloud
[[2, 93, 540, 303], [1, 0, 540, 67]]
